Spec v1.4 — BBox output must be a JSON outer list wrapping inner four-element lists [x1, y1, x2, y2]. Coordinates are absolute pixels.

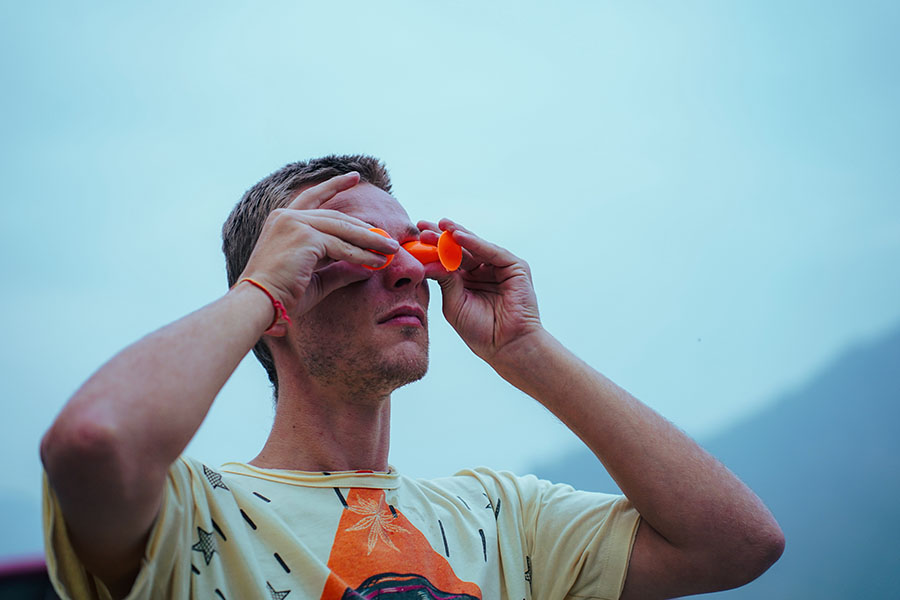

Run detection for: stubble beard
[[300, 326, 429, 399]]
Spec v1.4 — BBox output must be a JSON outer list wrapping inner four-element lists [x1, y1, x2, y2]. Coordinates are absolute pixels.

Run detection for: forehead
[[320, 183, 418, 239]]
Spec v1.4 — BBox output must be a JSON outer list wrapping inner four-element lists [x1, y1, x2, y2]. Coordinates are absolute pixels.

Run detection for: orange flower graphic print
[[343, 493, 410, 554], [320, 488, 482, 599]]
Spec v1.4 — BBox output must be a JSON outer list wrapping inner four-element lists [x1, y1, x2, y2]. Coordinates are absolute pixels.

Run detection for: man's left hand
[[418, 218, 543, 365]]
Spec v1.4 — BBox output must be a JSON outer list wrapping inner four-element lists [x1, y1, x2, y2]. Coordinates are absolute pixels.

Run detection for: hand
[[236, 172, 399, 333], [419, 218, 543, 363]]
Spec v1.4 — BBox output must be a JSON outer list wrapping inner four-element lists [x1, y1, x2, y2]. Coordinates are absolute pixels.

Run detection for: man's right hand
[[40, 171, 399, 598], [236, 172, 399, 332]]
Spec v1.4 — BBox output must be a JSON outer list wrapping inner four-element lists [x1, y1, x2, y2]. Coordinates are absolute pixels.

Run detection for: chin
[[382, 354, 429, 389], [375, 342, 429, 390], [300, 331, 428, 396]]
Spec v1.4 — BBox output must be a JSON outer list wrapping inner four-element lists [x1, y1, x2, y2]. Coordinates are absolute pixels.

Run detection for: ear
[[263, 322, 289, 337]]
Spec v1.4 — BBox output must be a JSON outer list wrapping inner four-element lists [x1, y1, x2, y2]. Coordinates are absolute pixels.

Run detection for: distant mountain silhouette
[[533, 325, 900, 598]]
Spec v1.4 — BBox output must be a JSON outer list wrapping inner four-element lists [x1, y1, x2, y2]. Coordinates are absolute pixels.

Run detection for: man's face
[[290, 183, 430, 397]]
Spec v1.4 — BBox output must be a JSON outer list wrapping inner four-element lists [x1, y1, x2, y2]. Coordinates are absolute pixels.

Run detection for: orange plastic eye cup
[[436, 230, 463, 271], [401, 231, 462, 271], [365, 227, 394, 270], [401, 240, 439, 264]]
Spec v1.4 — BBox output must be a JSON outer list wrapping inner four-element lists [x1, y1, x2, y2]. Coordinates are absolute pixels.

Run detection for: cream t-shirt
[[44, 456, 640, 599]]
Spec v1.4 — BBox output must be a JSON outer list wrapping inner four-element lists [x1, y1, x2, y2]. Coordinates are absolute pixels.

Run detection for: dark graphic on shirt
[[524, 555, 533, 591], [274, 552, 291, 573], [319, 488, 482, 599], [267, 581, 291, 599], [203, 464, 230, 491], [482, 493, 501, 519], [192, 526, 217, 565], [211, 517, 228, 541], [340, 573, 479, 599]]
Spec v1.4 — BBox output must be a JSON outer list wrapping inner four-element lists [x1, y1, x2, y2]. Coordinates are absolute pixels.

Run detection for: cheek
[[296, 294, 362, 334], [318, 281, 372, 313]]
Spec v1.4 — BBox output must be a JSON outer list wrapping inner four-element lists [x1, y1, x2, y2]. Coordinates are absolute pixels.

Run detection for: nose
[[383, 243, 426, 289]]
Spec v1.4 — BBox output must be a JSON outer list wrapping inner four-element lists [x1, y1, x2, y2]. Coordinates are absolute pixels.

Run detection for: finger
[[424, 219, 496, 271], [323, 235, 396, 268], [287, 171, 361, 210], [418, 229, 440, 245], [293, 208, 373, 230], [416, 219, 441, 233], [475, 263, 512, 281], [299, 213, 399, 255], [458, 266, 505, 287], [428, 262, 464, 299], [415, 220, 441, 245], [446, 226, 517, 269], [309, 262, 373, 302], [422, 260, 453, 281], [457, 245, 480, 271], [434, 218, 481, 268], [278, 262, 374, 326], [437, 217, 466, 234]]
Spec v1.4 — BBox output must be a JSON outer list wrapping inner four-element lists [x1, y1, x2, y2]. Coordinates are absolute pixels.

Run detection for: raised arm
[[40, 172, 398, 598], [422, 219, 784, 599]]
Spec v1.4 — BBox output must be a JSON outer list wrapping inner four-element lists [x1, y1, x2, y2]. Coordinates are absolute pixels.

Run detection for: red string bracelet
[[237, 278, 292, 334]]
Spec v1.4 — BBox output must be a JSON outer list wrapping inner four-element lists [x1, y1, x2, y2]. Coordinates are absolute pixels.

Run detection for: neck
[[249, 375, 392, 472]]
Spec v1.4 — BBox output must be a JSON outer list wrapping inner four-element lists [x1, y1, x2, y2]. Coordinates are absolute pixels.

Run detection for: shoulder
[[403, 467, 589, 517], [417, 466, 542, 489], [422, 467, 588, 504], [413, 468, 639, 535]]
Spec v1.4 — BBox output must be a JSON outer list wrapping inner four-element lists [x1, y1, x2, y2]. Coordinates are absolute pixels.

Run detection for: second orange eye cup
[[403, 231, 462, 271], [366, 228, 462, 271]]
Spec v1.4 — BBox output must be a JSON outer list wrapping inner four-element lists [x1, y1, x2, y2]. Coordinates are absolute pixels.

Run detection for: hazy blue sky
[[2, 1, 898, 557]]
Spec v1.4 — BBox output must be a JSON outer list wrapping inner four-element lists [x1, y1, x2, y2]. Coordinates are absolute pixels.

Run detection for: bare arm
[[40, 172, 399, 597], [41, 287, 273, 595], [491, 332, 784, 598], [423, 219, 784, 599]]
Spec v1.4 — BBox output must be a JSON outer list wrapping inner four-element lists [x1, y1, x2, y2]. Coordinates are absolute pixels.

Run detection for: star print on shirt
[[192, 526, 217, 565], [344, 495, 409, 554], [203, 464, 230, 491], [267, 581, 291, 599]]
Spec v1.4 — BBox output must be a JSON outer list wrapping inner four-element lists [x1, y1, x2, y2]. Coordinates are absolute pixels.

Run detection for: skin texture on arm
[[40, 173, 399, 599], [41, 286, 274, 596], [422, 219, 785, 599]]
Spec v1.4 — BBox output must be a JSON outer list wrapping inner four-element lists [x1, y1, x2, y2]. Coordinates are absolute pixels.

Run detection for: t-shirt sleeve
[[42, 456, 198, 600], [476, 469, 641, 600]]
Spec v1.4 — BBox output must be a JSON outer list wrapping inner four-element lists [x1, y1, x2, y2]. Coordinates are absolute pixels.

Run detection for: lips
[[377, 305, 426, 326]]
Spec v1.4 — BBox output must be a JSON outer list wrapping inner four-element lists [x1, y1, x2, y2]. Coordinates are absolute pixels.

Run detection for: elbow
[[41, 410, 125, 486], [764, 522, 786, 565], [746, 521, 786, 581], [715, 520, 786, 591]]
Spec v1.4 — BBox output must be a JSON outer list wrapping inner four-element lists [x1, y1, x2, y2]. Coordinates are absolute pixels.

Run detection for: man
[[41, 155, 784, 600]]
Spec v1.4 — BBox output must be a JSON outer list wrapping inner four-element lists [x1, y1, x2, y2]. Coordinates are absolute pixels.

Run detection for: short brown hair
[[222, 155, 393, 398]]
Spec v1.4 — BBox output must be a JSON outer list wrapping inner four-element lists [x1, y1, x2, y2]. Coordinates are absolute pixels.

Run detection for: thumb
[[431, 269, 465, 318], [311, 262, 373, 300], [267, 263, 372, 336]]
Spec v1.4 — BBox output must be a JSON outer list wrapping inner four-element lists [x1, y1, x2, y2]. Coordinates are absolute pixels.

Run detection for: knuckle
[[267, 208, 298, 231], [336, 219, 356, 236], [266, 208, 287, 223], [336, 239, 362, 260]]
